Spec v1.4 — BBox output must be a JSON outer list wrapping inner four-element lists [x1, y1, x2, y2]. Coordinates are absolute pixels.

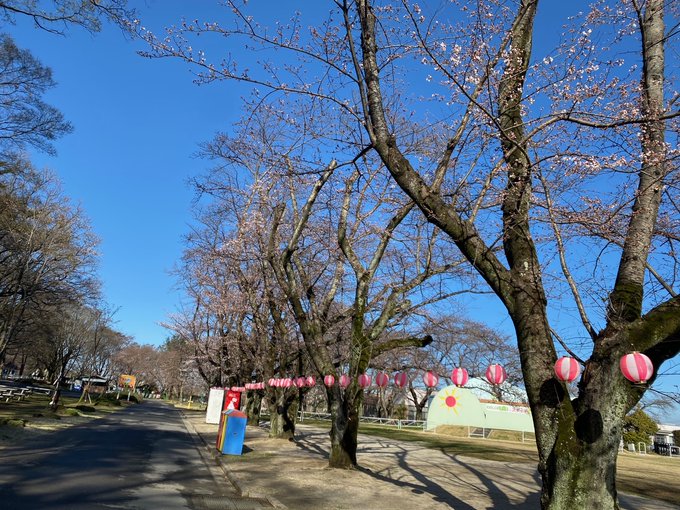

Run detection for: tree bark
[[327, 386, 360, 468], [268, 390, 297, 440], [244, 390, 263, 426]]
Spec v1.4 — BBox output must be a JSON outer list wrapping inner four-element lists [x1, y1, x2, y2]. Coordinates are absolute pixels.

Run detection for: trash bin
[[216, 409, 247, 455]]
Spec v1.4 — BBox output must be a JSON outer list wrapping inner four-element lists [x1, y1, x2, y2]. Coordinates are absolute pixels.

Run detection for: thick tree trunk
[[268, 391, 297, 440], [327, 386, 361, 468], [536, 357, 634, 510]]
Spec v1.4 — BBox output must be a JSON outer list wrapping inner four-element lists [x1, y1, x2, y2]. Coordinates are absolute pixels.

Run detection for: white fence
[[298, 411, 426, 430]]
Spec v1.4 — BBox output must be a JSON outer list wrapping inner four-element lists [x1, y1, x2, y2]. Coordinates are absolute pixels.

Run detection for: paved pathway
[[0, 401, 271, 509]]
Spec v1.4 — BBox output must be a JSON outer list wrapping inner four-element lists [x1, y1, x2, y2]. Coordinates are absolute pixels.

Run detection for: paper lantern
[[323, 375, 335, 387], [394, 372, 408, 388], [620, 352, 654, 384], [306, 376, 316, 387], [358, 374, 372, 388], [339, 374, 350, 388], [282, 378, 292, 388], [451, 367, 469, 387], [486, 364, 507, 385], [375, 372, 389, 388], [423, 371, 439, 388], [267, 378, 275, 387], [554, 357, 581, 383], [296, 377, 307, 387]]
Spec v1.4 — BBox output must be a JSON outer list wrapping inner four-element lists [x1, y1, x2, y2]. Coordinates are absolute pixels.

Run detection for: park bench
[[0, 387, 32, 402]]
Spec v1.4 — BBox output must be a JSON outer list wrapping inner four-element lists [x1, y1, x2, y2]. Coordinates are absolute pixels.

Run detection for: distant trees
[[0, 157, 99, 364], [622, 409, 658, 447]]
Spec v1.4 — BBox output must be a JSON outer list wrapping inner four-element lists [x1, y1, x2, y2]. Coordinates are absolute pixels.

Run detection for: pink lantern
[[423, 371, 439, 388], [306, 376, 316, 387], [486, 364, 507, 385], [554, 357, 581, 383], [282, 378, 292, 388], [358, 374, 372, 388], [394, 372, 408, 388], [323, 374, 335, 387], [451, 367, 469, 387], [375, 372, 389, 388], [267, 378, 275, 387], [339, 374, 350, 388], [620, 352, 654, 384], [296, 377, 307, 387]]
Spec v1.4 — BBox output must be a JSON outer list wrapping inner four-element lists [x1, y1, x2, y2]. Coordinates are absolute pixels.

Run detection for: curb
[[179, 410, 287, 509]]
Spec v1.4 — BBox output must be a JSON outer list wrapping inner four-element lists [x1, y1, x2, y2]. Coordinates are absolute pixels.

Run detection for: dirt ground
[[183, 411, 680, 510]]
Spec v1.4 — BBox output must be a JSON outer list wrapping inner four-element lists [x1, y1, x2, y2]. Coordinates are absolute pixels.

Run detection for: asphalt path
[[0, 400, 240, 510]]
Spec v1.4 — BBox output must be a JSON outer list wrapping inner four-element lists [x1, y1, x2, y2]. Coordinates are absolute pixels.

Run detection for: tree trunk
[[535, 355, 634, 510], [245, 390, 263, 426], [327, 386, 361, 468], [49, 368, 65, 410], [268, 391, 297, 440]]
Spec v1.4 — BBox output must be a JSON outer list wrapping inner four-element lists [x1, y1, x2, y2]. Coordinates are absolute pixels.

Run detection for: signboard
[[206, 387, 225, 424], [118, 374, 136, 388], [224, 390, 241, 411]]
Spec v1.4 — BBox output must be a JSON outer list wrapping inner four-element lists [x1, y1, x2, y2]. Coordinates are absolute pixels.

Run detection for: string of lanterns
[[244, 352, 654, 391]]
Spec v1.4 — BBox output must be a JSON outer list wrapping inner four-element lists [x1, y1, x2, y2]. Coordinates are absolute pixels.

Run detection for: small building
[[74, 375, 109, 393], [655, 424, 679, 445]]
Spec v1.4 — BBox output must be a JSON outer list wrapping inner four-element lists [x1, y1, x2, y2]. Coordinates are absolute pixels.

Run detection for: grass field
[[0, 392, 134, 444], [356, 422, 680, 505]]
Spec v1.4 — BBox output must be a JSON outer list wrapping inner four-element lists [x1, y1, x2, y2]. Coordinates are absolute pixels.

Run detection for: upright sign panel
[[118, 374, 136, 388], [206, 387, 225, 424]]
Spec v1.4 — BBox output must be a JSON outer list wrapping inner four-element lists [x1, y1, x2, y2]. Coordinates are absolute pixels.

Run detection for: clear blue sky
[[7, 2, 241, 346], [7, 2, 679, 423], [7, 1, 332, 347]]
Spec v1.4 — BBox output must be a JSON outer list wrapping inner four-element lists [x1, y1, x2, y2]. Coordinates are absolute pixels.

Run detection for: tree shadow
[[0, 401, 243, 509]]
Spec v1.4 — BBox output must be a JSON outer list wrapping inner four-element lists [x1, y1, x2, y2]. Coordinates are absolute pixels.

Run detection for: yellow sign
[[119, 374, 136, 388]]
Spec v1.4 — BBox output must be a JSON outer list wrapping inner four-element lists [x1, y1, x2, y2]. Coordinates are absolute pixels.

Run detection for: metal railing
[[298, 411, 426, 430]]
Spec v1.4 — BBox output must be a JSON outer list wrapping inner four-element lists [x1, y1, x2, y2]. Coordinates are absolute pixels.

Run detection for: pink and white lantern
[[486, 364, 507, 385], [358, 374, 372, 388], [296, 377, 307, 388], [620, 352, 654, 384], [339, 374, 350, 388], [394, 372, 408, 388], [306, 376, 316, 387], [554, 357, 581, 383], [282, 378, 292, 388], [423, 371, 439, 388], [451, 367, 469, 387], [375, 372, 389, 388], [323, 375, 335, 387]]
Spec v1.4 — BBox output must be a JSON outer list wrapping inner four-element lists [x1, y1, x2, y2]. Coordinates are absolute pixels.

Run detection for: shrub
[[393, 404, 408, 420], [63, 408, 80, 416], [95, 393, 121, 406], [623, 409, 658, 446], [0, 418, 26, 427]]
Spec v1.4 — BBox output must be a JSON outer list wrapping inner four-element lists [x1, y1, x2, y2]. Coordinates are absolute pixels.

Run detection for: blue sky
[[7, 2, 239, 346], [6, 2, 679, 422]]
